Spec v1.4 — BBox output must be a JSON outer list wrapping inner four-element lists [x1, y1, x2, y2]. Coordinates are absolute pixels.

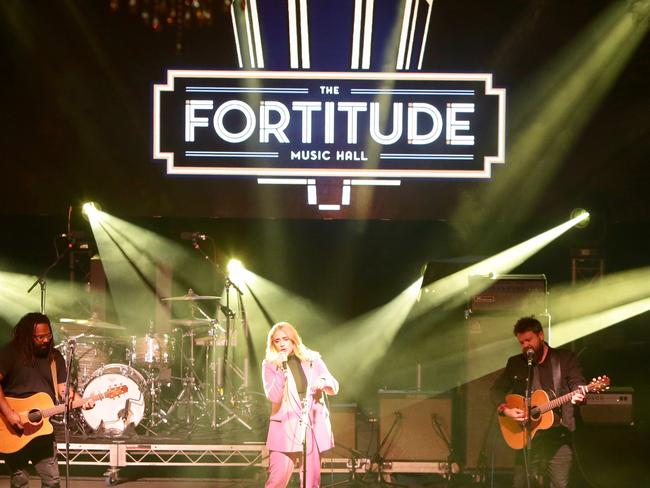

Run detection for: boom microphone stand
[[27, 236, 73, 312]]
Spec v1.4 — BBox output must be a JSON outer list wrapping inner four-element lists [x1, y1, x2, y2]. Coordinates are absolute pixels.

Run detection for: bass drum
[[82, 363, 147, 436]]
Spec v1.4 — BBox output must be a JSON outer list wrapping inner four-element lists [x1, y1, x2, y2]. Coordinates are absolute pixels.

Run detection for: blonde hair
[[265, 321, 317, 363]]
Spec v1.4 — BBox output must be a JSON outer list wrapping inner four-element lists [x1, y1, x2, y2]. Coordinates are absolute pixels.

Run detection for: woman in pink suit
[[263, 322, 339, 488]]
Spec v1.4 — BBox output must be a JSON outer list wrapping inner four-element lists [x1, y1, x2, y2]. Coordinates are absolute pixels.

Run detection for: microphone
[[279, 352, 288, 372], [526, 348, 535, 365], [180, 232, 207, 241]]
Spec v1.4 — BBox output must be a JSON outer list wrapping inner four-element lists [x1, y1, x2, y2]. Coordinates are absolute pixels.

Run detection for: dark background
[[0, 1, 649, 480]]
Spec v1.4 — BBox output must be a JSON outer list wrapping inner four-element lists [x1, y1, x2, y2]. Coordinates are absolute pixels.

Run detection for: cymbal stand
[[206, 279, 252, 430], [165, 320, 206, 429], [141, 367, 167, 431]]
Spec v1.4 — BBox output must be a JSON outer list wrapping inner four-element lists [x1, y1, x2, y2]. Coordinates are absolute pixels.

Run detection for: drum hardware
[[161, 289, 221, 302], [199, 323, 252, 431], [163, 321, 209, 429], [169, 318, 214, 327], [58, 316, 127, 331], [204, 278, 253, 431], [159, 284, 253, 432]]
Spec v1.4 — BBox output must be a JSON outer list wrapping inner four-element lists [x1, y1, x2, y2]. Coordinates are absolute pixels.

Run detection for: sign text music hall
[[153, 71, 505, 179]]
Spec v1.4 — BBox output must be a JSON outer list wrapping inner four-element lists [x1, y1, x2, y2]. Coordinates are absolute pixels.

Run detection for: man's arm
[[0, 373, 22, 432], [490, 360, 527, 422], [58, 383, 94, 410], [564, 350, 587, 404]]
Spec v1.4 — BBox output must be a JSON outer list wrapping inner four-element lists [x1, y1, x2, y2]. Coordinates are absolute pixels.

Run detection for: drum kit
[[55, 290, 257, 438]]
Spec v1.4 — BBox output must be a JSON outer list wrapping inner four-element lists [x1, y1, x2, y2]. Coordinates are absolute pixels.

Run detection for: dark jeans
[[2, 434, 60, 488], [513, 428, 573, 488]]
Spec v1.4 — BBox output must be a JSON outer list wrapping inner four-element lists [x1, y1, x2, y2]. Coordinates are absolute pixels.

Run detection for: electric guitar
[[498, 375, 610, 450], [0, 385, 128, 454]]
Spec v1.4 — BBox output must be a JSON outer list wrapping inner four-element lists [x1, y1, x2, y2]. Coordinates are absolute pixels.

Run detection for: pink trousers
[[265, 440, 321, 488]]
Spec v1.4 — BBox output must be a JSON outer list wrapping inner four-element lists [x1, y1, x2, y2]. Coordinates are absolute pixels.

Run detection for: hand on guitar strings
[[4, 409, 23, 434]]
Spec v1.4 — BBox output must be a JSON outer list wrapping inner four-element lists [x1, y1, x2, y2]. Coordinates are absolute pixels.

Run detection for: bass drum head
[[82, 363, 147, 435]]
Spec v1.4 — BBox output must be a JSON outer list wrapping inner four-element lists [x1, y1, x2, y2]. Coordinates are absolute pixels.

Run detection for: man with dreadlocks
[[0, 312, 93, 488]]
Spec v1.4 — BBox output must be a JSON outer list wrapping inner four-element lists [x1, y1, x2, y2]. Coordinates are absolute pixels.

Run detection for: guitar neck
[[534, 388, 580, 415], [39, 391, 106, 419]]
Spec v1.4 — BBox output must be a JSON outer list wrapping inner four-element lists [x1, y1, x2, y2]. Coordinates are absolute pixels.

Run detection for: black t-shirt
[[288, 355, 307, 395], [534, 356, 561, 426], [0, 343, 67, 404]]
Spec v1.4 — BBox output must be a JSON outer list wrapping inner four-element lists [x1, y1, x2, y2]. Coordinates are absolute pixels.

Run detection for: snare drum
[[128, 333, 173, 367], [82, 363, 147, 435]]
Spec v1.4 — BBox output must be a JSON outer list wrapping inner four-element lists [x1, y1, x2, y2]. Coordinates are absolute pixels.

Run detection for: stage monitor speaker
[[378, 390, 452, 461], [327, 403, 357, 458], [581, 387, 634, 426], [463, 370, 516, 470]]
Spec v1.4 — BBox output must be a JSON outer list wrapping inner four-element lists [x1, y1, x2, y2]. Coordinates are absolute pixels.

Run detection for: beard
[[34, 344, 50, 358]]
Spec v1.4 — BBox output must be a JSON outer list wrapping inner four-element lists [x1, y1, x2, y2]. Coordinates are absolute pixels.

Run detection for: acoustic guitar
[[0, 385, 127, 454], [498, 375, 610, 449]]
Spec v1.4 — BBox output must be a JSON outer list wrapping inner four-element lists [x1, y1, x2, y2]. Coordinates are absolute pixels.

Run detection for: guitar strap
[[50, 360, 61, 404], [551, 352, 564, 426], [551, 352, 561, 396]]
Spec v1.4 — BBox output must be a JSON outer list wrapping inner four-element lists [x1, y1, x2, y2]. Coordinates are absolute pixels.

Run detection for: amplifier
[[378, 390, 453, 461], [469, 274, 547, 314], [327, 403, 357, 458], [581, 388, 634, 426]]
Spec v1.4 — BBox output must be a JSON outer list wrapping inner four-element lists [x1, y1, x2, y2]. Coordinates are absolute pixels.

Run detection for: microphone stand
[[63, 339, 76, 488], [27, 241, 73, 313], [300, 395, 310, 488], [523, 354, 534, 488], [298, 364, 314, 488]]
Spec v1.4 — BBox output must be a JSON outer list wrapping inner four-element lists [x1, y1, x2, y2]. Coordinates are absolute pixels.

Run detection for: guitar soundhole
[[27, 409, 43, 423]]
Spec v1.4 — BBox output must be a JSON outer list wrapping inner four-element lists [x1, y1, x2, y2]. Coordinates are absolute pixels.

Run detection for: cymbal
[[162, 291, 221, 302], [57, 318, 126, 331], [170, 318, 215, 327]]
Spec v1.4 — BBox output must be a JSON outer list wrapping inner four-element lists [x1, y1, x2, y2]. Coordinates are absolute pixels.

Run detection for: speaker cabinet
[[327, 403, 357, 458], [469, 274, 547, 314], [378, 390, 453, 461], [462, 370, 516, 470]]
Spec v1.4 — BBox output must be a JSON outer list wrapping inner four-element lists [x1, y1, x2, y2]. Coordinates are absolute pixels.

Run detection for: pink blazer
[[263, 353, 339, 453]]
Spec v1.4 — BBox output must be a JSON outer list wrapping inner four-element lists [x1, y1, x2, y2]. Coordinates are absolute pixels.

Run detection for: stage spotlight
[[81, 202, 102, 220], [570, 208, 590, 228], [227, 259, 246, 285]]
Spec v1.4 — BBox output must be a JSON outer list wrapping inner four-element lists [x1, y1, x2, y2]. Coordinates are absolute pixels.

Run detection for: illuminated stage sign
[[154, 70, 505, 179]]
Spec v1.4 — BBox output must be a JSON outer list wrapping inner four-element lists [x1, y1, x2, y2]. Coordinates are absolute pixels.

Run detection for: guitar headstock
[[587, 375, 610, 393], [105, 384, 129, 399]]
